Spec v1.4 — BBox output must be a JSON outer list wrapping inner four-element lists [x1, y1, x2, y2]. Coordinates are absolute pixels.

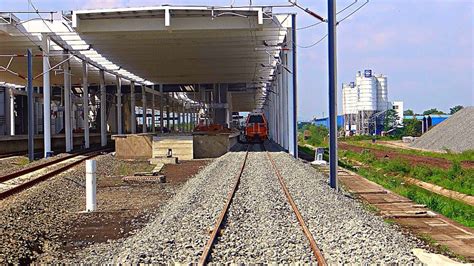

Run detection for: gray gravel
[[267, 144, 423, 264], [209, 151, 314, 264], [62, 143, 424, 264], [0, 153, 112, 263], [66, 151, 246, 264], [0, 153, 167, 264], [1, 141, 426, 263], [411, 106, 474, 152], [0, 153, 70, 177]]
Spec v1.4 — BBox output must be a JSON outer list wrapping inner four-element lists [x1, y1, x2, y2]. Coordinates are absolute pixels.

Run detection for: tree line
[[403, 105, 464, 116]]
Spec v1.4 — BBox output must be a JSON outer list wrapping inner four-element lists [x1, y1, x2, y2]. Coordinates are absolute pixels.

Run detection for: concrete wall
[[113, 133, 153, 160], [193, 132, 238, 159]]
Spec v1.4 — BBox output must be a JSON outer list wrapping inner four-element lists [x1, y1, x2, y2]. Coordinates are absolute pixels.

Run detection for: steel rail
[[0, 147, 110, 183], [198, 145, 250, 265], [0, 148, 112, 200], [264, 146, 327, 265]]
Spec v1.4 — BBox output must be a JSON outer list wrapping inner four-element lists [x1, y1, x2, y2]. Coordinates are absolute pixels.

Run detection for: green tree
[[383, 109, 399, 132], [299, 124, 329, 147], [402, 118, 422, 136], [449, 105, 463, 115], [403, 109, 415, 116], [423, 108, 445, 115]]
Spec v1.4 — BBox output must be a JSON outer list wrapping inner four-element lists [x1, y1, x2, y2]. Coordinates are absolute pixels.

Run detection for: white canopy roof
[[0, 6, 292, 111]]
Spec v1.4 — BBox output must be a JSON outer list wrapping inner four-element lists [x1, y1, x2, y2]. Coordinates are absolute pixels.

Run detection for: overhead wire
[[292, 0, 369, 48], [10, 4, 44, 51], [337, 0, 359, 15], [28, 0, 56, 35], [337, 0, 369, 25], [295, 0, 357, 30], [296, 21, 323, 30], [296, 34, 328, 49]]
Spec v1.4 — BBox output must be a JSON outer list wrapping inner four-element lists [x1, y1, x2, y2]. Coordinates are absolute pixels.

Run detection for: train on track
[[244, 112, 268, 143]]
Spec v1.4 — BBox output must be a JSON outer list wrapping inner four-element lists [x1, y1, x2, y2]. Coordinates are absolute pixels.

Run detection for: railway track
[[0, 147, 112, 200], [199, 143, 326, 265]]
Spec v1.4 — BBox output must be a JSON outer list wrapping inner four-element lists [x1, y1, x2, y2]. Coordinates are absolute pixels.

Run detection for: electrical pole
[[328, 0, 338, 190]]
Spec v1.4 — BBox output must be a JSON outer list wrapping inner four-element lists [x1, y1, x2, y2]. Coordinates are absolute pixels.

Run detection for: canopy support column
[[142, 86, 147, 133], [42, 33, 52, 157], [116, 76, 122, 134], [64, 53, 72, 152], [159, 84, 164, 133], [152, 85, 156, 133], [99, 69, 107, 146], [82, 61, 90, 149], [130, 82, 136, 134], [166, 95, 170, 130]]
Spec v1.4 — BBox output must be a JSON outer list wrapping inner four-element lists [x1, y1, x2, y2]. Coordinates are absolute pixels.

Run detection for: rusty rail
[[0, 146, 110, 183], [198, 145, 249, 265], [0, 148, 112, 200], [199, 144, 326, 265], [265, 148, 327, 266]]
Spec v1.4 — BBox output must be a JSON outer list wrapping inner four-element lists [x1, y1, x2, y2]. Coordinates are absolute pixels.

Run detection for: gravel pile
[[411, 106, 474, 152], [209, 151, 314, 263], [267, 146, 423, 264], [65, 151, 246, 264]]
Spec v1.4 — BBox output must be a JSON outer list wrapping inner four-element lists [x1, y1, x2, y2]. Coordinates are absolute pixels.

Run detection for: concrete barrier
[[193, 132, 239, 159], [112, 133, 153, 160]]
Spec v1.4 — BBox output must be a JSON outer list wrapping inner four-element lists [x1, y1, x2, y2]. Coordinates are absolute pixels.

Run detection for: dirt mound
[[411, 106, 474, 153]]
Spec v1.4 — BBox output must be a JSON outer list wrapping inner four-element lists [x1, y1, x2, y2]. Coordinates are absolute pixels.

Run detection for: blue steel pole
[[328, 0, 338, 189], [27, 49, 34, 162]]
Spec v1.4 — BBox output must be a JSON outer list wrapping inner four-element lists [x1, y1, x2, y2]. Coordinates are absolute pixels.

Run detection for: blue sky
[[3, 0, 473, 120]]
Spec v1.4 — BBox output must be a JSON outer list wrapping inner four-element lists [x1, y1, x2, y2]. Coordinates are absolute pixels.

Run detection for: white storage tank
[[376, 75, 389, 110], [342, 82, 357, 114], [355, 71, 377, 111]]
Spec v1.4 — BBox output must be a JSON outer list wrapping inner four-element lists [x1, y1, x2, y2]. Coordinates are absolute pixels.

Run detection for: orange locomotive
[[244, 112, 268, 143]]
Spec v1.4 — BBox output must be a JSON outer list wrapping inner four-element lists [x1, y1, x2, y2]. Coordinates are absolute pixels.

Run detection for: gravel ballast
[[0, 153, 172, 263], [66, 151, 246, 264], [268, 148, 422, 264], [3, 144, 426, 264], [209, 151, 314, 263]]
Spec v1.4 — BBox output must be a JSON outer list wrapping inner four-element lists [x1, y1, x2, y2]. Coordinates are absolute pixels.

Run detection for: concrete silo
[[342, 70, 396, 135]]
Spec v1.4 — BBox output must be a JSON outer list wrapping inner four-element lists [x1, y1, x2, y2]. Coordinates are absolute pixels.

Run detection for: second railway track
[[0, 147, 113, 200], [199, 143, 326, 265]]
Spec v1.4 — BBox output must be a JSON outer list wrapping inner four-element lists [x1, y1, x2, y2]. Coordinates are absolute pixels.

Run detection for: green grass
[[16, 157, 30, 166], [117, 161, 155, 176], [410, 163, 474, 196], [340, 135, 398, 142], [344, 140, 474, 162], [354, 165, 474, 228], [298, 145, 315, 157], [300, 141, 474, 227], [340, 149, 474, 196]]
